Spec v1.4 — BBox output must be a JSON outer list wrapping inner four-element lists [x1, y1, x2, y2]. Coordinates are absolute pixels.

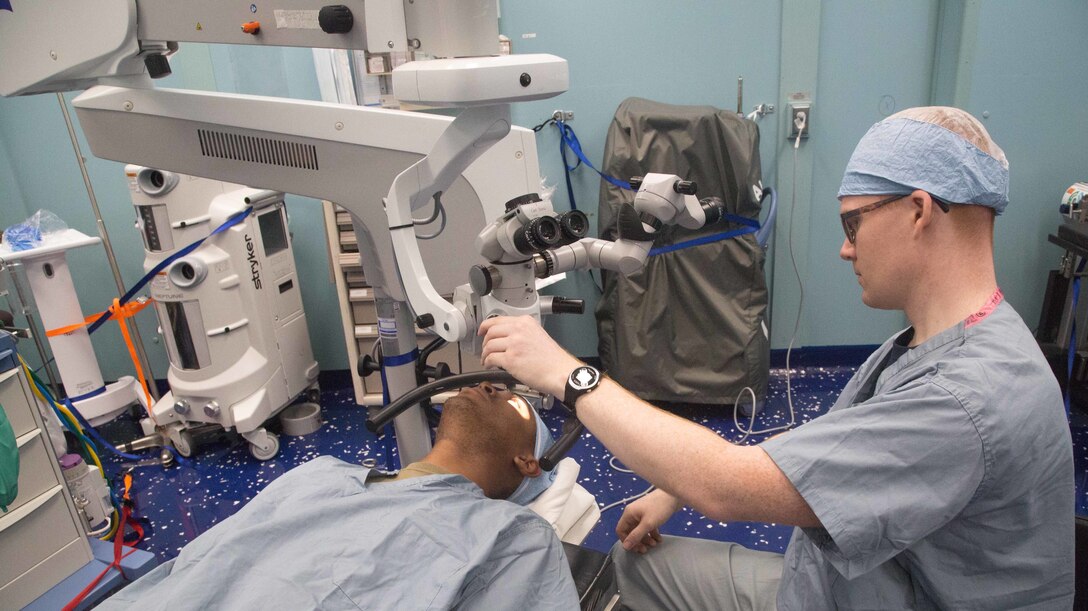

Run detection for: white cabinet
[[0, 366, 93, 610]]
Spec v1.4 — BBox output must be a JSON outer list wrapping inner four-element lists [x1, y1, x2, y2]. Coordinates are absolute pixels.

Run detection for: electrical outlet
[[789, 102, 811, 140], [552, 109, 574, 122]]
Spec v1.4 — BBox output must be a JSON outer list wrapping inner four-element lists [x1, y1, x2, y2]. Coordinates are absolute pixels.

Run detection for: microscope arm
[[537, 237, 654, 278], [384, 105, 514, 342], [531, 174, 726, 279]]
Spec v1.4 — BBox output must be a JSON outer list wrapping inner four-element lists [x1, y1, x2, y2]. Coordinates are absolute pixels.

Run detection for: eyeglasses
[[839, 194, 951, 244]]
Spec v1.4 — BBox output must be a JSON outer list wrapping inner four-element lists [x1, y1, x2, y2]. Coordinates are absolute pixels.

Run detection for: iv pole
[[55, 93, 161, 402]]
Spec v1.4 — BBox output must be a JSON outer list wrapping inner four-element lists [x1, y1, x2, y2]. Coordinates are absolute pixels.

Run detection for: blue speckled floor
[[100, 360, 1088, 564]]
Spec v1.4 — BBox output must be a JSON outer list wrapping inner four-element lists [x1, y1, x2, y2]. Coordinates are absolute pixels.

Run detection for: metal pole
[[3, 261, 63, 397], [55, 93, 161, 401], [737, 76, 744, 115], [374, 290, 432, 467]]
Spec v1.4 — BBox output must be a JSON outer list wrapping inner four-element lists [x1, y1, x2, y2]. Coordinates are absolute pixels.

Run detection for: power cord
[[793, 110, 807, 150], [600, 456, 655, 513], [732, 114, 807, 444], [414, 193, 447, 240]]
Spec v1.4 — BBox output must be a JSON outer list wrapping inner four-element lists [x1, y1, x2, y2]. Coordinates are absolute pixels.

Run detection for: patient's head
[[431, 382, 542, 499]]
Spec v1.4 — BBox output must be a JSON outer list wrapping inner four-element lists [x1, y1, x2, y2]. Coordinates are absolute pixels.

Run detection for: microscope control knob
[[550, 297, 585, 315], [504, 193, 542, 213], [144, 54, 172, 79], [674, 180, 698, 195], [319, 5, 355, 34], [173, 400, 190, 416], [433, 362, 452, 380], [415, 313, 435, 329], [628, 176, 643, 190], [203, 401, 221, 418], [358, 354, 381, 376], [469, 265, 498, 296], [533, 252, 556, 278]]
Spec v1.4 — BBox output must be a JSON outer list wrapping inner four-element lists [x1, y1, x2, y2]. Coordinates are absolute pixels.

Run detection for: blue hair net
[[838, 113, 1009, 215], [505, 403, 558, 505]]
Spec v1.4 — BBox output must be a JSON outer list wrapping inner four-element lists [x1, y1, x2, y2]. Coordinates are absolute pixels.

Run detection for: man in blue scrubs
[[480, 106, 1074, 609]]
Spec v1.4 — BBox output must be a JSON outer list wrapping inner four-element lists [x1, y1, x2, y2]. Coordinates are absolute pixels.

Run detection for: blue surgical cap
[[838, 112, 1009, 215], [506, 403, 558, 506]]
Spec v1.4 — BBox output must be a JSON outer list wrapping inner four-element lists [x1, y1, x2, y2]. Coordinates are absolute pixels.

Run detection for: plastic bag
[[2, 210, 68, 252]]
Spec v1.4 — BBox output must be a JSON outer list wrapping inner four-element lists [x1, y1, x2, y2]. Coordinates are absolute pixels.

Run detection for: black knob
[[415, 313, 435, 329], [470, 265, 497, 296], [504, 193, 542, 213], [144, 54, 172, 79], [432, 362, 452, 380], [550, 297, 585, 315], [674, 180, 698, 196], [629, 176, 643, 190], [319, 5, 354, 34], [519, 73, 532, 87], [357, 354, 381, 376]]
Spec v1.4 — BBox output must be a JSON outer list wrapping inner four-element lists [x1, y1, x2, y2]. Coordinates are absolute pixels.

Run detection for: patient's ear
[[514, 454, 541, 478]]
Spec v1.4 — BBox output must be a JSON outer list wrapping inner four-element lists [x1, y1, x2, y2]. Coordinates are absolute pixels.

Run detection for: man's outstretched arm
[[479, 316, 819, 528]]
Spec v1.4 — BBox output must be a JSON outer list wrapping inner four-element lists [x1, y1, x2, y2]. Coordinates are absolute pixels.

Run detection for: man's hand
[[478, 316, 582, 397], [616, 489, 683, 553]]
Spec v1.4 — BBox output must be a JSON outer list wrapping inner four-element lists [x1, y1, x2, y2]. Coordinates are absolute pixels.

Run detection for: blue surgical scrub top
[[99, 456, 579, 610], [762, 297, 1074, 609]]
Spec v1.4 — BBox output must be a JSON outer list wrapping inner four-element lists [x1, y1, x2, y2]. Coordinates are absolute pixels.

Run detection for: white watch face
[[569, 366, 600, 391]]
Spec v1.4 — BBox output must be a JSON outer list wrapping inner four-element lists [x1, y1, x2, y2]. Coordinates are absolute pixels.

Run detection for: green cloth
[[0, 402, 18, 512]]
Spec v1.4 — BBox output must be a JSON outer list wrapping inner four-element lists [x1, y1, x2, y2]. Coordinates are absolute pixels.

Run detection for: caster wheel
[[249, 433, 280, 461], [173, 430, 196, 458]]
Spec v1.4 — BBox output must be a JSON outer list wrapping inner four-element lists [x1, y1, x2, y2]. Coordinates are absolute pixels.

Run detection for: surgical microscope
[[0, 1, 724, 470]]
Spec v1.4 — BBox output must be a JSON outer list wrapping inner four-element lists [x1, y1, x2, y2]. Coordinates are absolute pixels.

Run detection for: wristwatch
[[563, 365, 602, 414]]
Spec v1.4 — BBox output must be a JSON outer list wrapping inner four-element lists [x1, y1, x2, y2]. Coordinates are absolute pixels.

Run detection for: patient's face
[[440, 383, 536, 455]]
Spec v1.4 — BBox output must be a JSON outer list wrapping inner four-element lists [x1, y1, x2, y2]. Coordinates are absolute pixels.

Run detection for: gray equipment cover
[[596, 97, 768, 404]]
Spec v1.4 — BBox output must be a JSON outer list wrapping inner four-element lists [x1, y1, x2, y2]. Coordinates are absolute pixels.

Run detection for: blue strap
[[376, 352, 398, 469], [723, 214, 760, 229], [556, 121, 633, 192], [69, 385, 107, 403], [28, 369, 195, 468], [382, 348, 420, 368], [60, 393, 195, 468], [553, 120, 761, 254], [88, 207, 254, 334], [649, 225, 759, 257], [558, 124, 580, 211]]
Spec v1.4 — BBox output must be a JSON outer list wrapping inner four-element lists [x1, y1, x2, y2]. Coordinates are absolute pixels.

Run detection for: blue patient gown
[[99, 456, 579, 610], [762, 297, 1074, 609]]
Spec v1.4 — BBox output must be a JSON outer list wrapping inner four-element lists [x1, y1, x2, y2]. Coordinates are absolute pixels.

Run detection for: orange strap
[[46, 298, 158, 425], [45, 298, 154, 338]]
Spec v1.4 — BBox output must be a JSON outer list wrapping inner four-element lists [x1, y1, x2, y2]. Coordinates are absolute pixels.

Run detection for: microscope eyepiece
[[513, 215, 562, 254], [557, 210, 589, 244], [699, 197, 725, 225]]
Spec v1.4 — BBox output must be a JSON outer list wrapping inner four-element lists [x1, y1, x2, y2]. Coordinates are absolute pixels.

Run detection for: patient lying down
[[100, 383, 580, 610]]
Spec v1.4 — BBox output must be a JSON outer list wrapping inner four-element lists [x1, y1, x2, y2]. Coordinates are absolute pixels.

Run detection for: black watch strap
[[564, 365, 601, 414]]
